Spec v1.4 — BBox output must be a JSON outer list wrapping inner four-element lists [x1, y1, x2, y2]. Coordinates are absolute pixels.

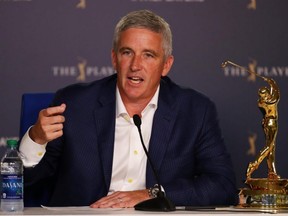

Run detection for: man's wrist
[[148, 184, 160, 198], [29, 126, 46, 145]]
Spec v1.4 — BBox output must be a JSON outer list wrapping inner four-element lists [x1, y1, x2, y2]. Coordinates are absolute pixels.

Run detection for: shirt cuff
[[19, 126, 47, 167]]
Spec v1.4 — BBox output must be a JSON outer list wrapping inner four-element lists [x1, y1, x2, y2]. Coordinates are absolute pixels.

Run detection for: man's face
[[112, 28, 174, 104]]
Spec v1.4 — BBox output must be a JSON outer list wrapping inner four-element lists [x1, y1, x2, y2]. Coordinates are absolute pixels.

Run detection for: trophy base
[[239, 178, 288, 208]]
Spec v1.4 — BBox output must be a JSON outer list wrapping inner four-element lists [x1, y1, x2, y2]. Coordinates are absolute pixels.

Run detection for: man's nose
[[130, 55, 142, 71]]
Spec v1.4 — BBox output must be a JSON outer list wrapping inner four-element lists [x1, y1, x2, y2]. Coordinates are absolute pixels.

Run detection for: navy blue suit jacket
[[24, 74, 238, 206]]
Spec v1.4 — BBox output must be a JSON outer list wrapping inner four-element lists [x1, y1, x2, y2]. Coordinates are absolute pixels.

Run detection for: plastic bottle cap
[[7, 139, 18, 148]]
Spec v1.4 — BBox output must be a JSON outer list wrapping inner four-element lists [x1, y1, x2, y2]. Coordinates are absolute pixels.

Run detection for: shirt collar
[[116, 86, 159, 119]]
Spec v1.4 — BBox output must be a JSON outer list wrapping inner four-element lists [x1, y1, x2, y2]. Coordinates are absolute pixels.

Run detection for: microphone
[[132, 114, 175, 212]]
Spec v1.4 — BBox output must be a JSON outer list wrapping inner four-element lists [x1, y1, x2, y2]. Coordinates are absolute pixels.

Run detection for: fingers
[[30, 104, 66, 144], [90, 192, 128, 208], [41, 103, 66, 118], [90, 190, 150, 208], [38, 104, 66, 128]]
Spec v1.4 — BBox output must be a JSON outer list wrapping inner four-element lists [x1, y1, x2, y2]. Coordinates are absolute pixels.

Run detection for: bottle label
[[1, 175, 23, 199]]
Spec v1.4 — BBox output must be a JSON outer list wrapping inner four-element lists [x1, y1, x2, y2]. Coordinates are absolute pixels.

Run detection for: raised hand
[[29, 104, 66, 144]]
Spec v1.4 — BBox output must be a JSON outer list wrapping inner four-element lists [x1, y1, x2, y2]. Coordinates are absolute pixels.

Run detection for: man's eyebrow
[[118, 47, 159, 57], [118, 47, 132, 52]]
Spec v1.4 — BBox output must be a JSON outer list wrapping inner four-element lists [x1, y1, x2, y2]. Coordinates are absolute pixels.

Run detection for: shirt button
[[134, 150, 138, 155], [37, 152, 44, 156], [128, 178, 133, 183]]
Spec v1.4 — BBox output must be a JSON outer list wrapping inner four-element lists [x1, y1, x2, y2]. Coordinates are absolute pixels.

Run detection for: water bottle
[[1, 139, 24, 212]]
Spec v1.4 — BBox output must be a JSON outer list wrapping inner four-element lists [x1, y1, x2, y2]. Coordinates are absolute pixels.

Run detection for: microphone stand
[[133, 115, 175, 212]]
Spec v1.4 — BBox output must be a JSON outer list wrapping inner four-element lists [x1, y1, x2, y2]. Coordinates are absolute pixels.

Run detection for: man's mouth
[[128, 76, 144, 84]]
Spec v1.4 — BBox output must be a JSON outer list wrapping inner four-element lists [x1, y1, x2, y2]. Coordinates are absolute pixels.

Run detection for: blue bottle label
[[1, 175, 23, 199]]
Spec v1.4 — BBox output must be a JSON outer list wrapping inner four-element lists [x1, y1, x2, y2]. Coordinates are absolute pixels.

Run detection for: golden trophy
[[222, 61, 288, 209]]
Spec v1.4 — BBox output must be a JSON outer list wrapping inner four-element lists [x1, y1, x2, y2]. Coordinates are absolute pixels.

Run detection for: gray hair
[[113, 10, 173, 59]]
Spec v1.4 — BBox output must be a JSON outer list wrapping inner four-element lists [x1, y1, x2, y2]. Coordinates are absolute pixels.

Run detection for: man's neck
[[124, 100, 150, 117]]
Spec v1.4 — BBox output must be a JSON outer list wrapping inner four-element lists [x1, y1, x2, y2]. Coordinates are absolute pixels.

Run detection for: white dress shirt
[[19, 86, 159, 193]]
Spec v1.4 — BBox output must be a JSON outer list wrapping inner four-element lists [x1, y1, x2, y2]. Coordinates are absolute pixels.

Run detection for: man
[[20, 10, 238, 208]]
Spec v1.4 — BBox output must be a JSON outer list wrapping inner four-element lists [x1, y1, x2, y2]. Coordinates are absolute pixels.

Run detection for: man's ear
[[111, 49, 117, 70], [161, 55, 174, 77]]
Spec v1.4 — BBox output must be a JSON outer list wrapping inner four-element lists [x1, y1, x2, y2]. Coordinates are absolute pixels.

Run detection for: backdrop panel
[[1, 0, 288, 188]]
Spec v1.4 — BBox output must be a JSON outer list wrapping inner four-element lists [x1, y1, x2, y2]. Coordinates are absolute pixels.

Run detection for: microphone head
[[133, 114, 142, 127]]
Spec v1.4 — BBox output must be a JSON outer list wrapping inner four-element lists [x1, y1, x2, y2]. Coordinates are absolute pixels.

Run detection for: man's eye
[[122, 50, 132, 56], [144, 53, 154, 58]]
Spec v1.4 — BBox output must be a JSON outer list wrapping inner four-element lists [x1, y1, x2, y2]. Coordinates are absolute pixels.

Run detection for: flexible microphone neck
[[133, 114, 175, 211], [132, 114, 163, 197]]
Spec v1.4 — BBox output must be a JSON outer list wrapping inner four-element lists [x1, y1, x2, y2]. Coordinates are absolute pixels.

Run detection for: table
[[0, 206, 287, 216]]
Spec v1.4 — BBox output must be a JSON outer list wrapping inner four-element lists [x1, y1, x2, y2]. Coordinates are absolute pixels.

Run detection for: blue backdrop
[[1, 0, 288, 189]]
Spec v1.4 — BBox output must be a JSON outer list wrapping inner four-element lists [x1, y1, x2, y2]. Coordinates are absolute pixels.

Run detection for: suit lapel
[[146, 77, 178, 186], [93, 77, 117, 191]]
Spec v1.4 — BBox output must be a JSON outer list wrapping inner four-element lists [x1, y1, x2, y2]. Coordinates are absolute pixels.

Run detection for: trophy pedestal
[[239, 178, 288, 208]]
